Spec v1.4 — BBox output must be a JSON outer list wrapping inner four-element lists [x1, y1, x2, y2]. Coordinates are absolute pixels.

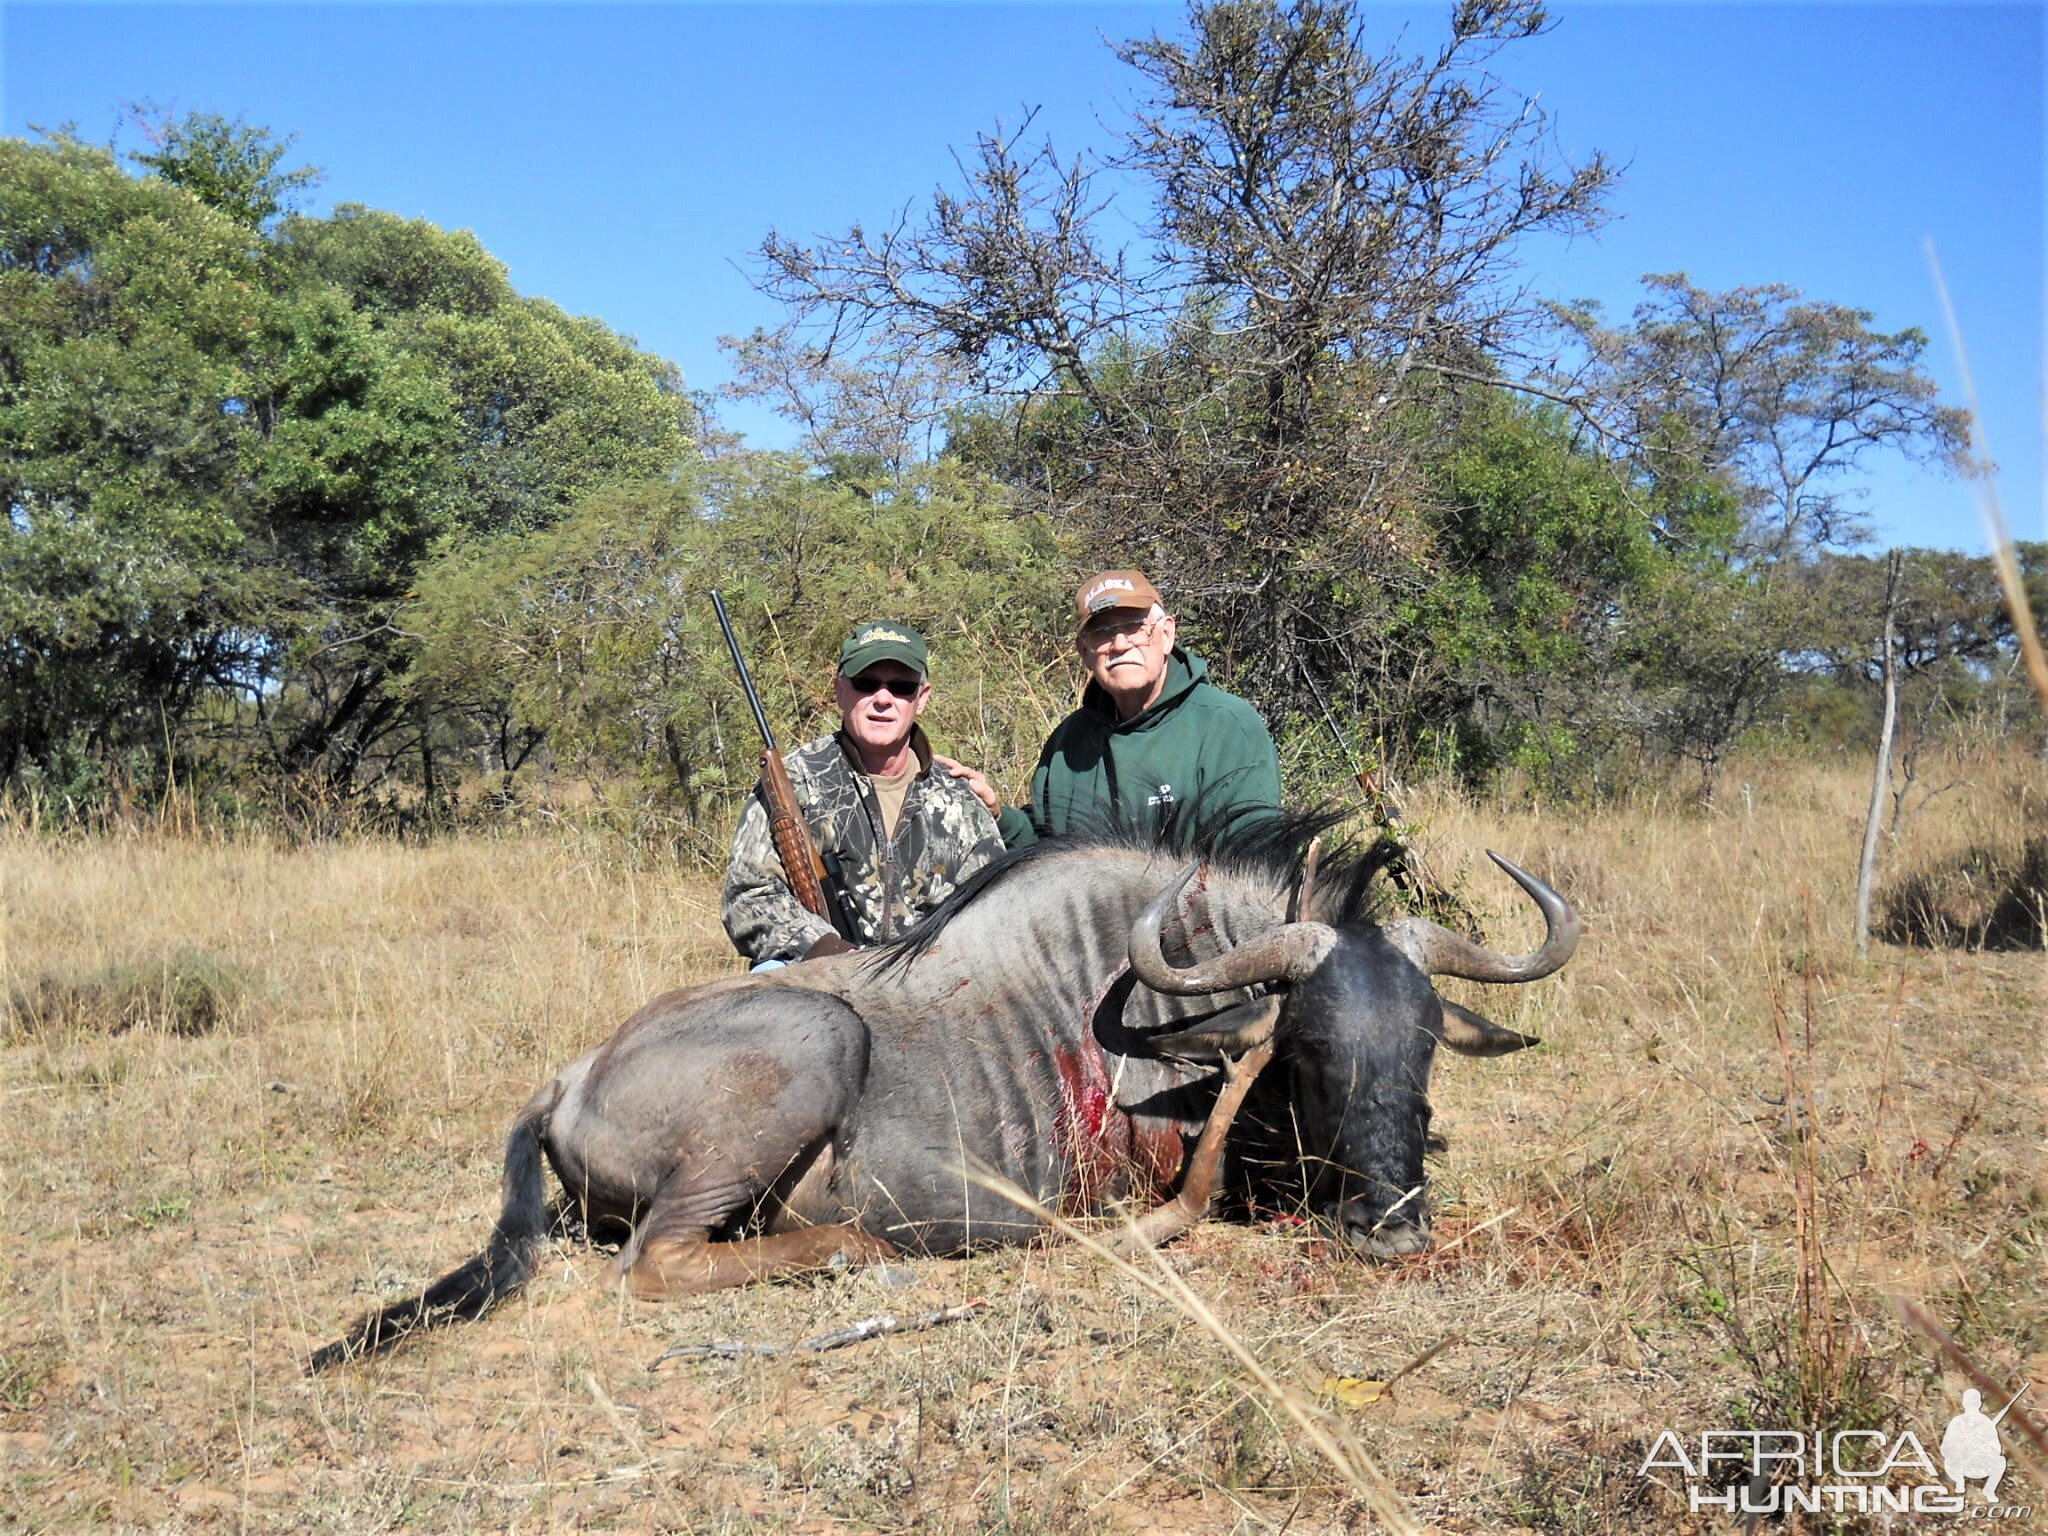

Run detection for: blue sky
[[4, 1, 2040, 556]]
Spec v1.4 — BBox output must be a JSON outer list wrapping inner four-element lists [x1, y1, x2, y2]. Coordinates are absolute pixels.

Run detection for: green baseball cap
[[838, 620, 929, 678]]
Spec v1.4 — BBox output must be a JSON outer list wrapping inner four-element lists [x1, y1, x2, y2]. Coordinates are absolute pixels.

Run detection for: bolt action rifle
[[712, 591, 859, 943]]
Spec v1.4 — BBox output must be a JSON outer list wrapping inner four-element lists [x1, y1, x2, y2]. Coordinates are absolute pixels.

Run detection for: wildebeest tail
[[308, 1102, 550, 1372]]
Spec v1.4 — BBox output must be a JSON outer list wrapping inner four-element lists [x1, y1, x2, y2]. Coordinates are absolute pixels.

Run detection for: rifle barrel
[[1989, 1381, 2031, 1426], [711, 589, 778, 752]]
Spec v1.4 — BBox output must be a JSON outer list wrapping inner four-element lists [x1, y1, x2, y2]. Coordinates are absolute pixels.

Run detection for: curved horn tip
[[1486, 849, 1535, 882], [1487, 850, 1581, 926], [1288, 836, 1324, 923]]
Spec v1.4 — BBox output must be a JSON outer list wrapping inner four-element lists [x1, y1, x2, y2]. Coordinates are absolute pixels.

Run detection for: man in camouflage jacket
[[721, 621, 1005, 966]]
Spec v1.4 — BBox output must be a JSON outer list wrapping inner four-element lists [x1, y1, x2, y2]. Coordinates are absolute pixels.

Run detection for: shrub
[[3, 949, 249, 1039], [1879, 835, 2048, 950]]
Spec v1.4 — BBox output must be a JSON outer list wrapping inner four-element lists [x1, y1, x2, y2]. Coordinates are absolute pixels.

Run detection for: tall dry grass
[[0, 750, 2040, 1533]]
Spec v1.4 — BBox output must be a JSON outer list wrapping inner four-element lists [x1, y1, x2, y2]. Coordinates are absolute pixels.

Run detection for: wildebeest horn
[[1129, 862, 1338, 996], [1384, 851, 1580, 983], [1286, 836, 1323, 923], [1437, 999, 1540, 1057]]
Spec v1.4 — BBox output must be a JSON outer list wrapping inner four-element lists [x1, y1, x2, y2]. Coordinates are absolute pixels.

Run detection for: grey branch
[[648, 1299, 988, 1369]]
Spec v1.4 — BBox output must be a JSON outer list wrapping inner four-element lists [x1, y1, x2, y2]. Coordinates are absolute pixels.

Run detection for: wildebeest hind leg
[[619, 1134, 895, 1299], [590, 989, 887, 1299], [626, 1219, 898, 1299]]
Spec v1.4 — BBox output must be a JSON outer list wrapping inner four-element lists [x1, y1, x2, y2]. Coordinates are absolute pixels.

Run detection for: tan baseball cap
[[1073, 569, 1164, 631]]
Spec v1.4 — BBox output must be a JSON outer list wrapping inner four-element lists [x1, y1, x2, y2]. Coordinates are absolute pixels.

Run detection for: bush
[[1879, 835, 2048, 951], [3, 949, 250, 1038]]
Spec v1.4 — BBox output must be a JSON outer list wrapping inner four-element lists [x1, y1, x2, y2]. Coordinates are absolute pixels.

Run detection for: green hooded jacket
[[996, 649, 1282, 847]]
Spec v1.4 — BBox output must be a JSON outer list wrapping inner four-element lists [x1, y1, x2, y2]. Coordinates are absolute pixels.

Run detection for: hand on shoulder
[[931, 753, 1001, 815]]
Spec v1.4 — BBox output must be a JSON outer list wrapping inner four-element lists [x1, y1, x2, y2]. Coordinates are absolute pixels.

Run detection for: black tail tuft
[[309, 1104, 550, 1372]]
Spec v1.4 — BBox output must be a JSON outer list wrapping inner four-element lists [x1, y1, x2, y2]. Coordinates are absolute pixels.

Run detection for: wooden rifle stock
[[758, 747, 832, 921], [711, 589, 854, 937]]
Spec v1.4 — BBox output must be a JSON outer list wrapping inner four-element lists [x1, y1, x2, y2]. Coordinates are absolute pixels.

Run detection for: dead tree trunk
[[1855, 550, 1905, 956]]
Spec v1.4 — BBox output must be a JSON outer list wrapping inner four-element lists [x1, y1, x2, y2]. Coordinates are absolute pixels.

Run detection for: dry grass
[[0, 752, 2041, 1533]]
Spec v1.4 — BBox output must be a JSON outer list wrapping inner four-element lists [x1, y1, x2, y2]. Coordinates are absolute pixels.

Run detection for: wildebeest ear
[[1148, 996, 1283, 1061], [1437, 999, 1540, 1057]]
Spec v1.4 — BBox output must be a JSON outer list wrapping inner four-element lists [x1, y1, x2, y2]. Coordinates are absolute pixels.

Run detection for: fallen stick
[[649, 1299, 988, 1369]]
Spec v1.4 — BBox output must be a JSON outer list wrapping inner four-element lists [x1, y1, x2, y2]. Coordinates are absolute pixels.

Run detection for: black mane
[[879, 800, 1407, 972]]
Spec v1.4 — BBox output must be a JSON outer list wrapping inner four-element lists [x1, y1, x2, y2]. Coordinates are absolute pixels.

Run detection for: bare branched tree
[[752, 0, 1612, 730], [719, 327, 972, 475]]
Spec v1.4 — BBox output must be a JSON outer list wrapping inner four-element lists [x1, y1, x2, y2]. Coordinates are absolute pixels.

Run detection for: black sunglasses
[[848, 674, 922, 698]]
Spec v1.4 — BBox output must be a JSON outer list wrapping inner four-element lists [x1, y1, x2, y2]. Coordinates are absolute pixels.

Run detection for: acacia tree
[[1550, 273, 1971, 564], [754, 0, 1611, 732], [1541, 274, 1971, 799]]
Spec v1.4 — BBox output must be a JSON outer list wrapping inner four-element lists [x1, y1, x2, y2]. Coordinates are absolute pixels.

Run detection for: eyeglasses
[[848, 674, 922, 698], [1080, 614, 1163, 649]]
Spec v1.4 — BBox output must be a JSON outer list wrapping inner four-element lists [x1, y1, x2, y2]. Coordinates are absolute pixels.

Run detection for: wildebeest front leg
[[1109, 1038, 1277, 1253]]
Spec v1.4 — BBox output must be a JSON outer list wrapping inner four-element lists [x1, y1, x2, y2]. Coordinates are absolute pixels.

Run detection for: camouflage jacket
[[721, 727, 1005, 963]]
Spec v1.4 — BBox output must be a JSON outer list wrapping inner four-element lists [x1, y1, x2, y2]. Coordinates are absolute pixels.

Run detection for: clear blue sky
[[4, 1, 2040, 556]]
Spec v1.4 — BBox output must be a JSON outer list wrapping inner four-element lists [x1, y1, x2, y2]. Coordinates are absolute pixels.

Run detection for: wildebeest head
[[1128, 847, 1578, 1259]]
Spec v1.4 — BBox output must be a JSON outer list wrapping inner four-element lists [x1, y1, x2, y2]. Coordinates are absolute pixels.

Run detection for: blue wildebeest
[[312, 816, 1577, 1369]]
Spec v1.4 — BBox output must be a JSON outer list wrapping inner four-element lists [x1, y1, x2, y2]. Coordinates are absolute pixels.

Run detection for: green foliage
[[283, 206, 691, 536], [1617, 561, 1801, 801], [0, 69, 1997, 826], [0, 126, 693, 798], [403, 452, 1075, 841], [759, 0, 1612, 743], [0, 132, 272, 780], [1553, 273, 1969, 562], [1410, 391, 1659, 732], [127, 105, 322, 228]]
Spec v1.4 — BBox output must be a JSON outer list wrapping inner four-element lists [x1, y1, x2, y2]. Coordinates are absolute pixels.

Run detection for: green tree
[[126, 105, 322, 228], [1539, 273, 1972, 800], [0, 125, 696, 799], [1406, 390, 1664, 787], [0, 132, 271, 783], [1779, 544, 2048, 757], [1552, 273, 1970, 563], [234, 205, 694, 788], [1619, 562, 1803, 804], [755, 0, 1612, 735], [403, 452, 1072, 839]]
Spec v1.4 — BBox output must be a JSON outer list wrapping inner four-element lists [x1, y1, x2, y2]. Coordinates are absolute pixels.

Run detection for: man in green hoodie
[[945, 569, 1282, 846]]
